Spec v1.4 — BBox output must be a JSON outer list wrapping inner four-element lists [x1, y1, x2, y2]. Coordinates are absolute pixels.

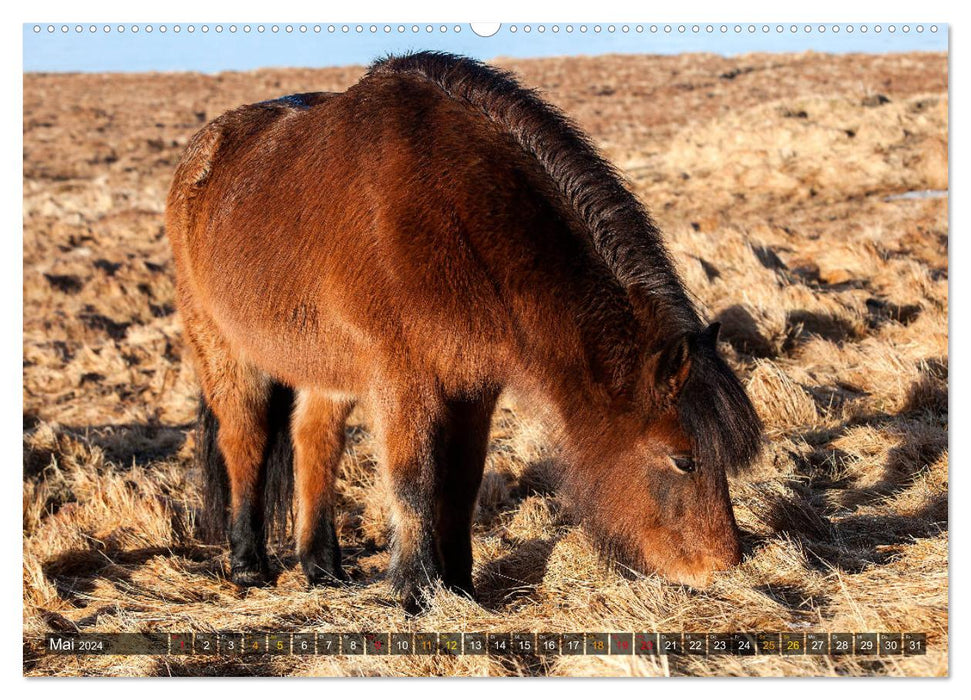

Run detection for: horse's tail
[[196, 384, 296, 543]]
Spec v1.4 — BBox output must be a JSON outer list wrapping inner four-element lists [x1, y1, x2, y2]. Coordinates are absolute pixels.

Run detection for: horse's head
[[564, 322, 763, 587]]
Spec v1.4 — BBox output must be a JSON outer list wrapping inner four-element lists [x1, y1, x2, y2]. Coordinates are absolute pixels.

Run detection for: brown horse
[[166, 51, 762, 611]]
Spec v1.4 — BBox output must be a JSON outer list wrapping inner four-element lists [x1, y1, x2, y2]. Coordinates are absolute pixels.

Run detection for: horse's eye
[[672, 455, 696, 473]]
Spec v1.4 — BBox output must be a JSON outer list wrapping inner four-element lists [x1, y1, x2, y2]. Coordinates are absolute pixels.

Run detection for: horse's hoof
[[397, 582, 435, 616], [301, 553, 347, 587], [304, 567, 348, 588], [402, 592, 426, 617], [231, 565, 270, 588]]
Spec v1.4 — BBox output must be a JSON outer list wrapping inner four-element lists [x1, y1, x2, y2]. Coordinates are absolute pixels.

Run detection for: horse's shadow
[[473, 536, 560, 611], [34, 438, 564, 615], [467, 454, 566, 611]]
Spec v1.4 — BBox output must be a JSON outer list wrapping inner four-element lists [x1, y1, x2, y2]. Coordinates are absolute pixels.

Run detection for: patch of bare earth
[[23, 52, 947, 676]]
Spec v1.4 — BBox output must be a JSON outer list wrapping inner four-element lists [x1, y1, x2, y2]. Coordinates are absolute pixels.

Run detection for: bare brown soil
[[23, 51, 948, 676]]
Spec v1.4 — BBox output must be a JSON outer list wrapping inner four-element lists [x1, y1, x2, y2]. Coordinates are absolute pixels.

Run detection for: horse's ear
[[653, 333, 693, 398], [703, 321, 721, 345]]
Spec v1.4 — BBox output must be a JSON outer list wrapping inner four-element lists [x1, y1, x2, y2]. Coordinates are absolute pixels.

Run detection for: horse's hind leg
[[205, 364, 273, 585], [182, 301, 275, 586], [435, 393, 498, 597], [292, 390, 353, 586]]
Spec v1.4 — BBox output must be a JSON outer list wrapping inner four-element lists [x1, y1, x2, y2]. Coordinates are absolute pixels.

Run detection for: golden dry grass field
[[23, 51, 948, 677]]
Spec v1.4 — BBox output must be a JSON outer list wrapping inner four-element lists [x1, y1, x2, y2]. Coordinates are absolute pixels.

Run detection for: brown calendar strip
[[44, 632, 927, 656]]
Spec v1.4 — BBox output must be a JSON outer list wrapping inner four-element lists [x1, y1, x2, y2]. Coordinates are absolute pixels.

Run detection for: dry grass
[[22, 52, 948, 677]]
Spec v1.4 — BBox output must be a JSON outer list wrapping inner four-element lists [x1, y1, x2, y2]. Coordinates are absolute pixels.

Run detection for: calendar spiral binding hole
[[33, 23, 940, 36]]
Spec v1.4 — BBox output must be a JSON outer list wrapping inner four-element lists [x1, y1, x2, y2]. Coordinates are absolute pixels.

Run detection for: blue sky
[[24, 23, 947, 73]]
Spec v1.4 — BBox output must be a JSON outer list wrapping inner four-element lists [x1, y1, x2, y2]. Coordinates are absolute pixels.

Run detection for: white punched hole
[[470, 23, 500, 37]]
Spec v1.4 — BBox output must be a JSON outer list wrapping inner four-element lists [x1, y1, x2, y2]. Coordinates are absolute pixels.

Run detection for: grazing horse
[[166, 51, 762, 611]]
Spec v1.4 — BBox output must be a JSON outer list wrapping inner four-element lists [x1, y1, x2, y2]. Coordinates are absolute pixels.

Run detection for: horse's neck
[[512, 276, 701, 426], [510, 285, 640, 411]]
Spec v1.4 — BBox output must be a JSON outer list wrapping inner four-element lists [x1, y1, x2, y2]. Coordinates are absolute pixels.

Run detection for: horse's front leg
[[379, 390, 447, 614], [435, 393, 498, 598]]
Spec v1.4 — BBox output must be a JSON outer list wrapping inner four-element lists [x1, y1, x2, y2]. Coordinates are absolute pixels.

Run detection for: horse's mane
[[368, 51, 700, 332], [369, 52, 761, 472]]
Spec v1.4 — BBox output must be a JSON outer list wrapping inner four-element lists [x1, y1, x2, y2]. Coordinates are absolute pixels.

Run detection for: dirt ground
[[23, 51, 948, 676]]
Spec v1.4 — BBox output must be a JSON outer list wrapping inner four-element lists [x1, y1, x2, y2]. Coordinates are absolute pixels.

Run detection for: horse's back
[[166, 76, 560, 391]]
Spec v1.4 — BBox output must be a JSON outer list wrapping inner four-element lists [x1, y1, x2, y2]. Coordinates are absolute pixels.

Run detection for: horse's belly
[[210, 289, 372, 393]]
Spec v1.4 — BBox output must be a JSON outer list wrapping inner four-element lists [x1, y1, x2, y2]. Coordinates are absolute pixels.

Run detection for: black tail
[[196, 384, 296, 544]]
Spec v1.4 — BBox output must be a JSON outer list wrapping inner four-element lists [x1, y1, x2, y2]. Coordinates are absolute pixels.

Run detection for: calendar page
[[22, 16, 949, 679]]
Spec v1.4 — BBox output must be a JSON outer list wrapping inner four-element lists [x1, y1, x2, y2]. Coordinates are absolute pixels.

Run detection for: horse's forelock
[[677, 344, 763, 475]]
